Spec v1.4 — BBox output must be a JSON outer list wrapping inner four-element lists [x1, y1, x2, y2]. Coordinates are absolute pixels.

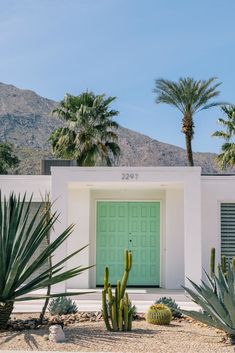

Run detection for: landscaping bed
[[0, 313, 233, 353]]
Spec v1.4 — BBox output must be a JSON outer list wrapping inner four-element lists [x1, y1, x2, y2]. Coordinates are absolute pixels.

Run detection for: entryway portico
[[50, 167, 202, 292]]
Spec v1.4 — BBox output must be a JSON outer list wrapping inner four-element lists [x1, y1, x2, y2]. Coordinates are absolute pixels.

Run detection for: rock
[[49, 324, 66, 343]]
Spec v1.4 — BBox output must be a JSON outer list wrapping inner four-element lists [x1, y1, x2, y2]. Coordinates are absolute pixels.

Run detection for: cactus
[[210, 247, 215, 276], [210, 247, 232, 280], [102, 249, 133, 331], [155, 296, 182, 318], [146, 304, 172, 325], [221, 255, 227, 275]]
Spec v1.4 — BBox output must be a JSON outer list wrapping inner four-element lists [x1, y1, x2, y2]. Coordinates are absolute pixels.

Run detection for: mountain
[[0, 82, 224, 174]]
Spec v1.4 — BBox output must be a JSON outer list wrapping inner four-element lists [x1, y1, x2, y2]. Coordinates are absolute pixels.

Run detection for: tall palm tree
[[212, 105, 235, 169], [154, 77, 222, 166], [49, 92, 120, 166]]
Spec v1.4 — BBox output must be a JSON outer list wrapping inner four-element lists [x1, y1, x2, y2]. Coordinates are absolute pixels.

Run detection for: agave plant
[[181, 262, 235, 341], [0, 192, 91, 329]]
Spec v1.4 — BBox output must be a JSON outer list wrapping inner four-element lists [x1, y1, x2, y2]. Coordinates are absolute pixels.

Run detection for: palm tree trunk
[[182, 112, 194, 167], [0, 302, 14, 329], [185, 134, 194, 166]]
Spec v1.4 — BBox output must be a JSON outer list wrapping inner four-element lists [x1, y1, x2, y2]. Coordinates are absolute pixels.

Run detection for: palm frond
[[49, 92, 120, 166]]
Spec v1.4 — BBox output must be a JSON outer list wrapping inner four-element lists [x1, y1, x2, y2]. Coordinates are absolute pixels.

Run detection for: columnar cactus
[[210, 248, 229, 278], [102, 249, 133, 332], [146, 304, 172, 325], [221, 255, 227, 275], [210, 247, 215, 277]]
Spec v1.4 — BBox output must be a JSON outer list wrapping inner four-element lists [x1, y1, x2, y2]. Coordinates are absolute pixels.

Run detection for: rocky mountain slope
[[0, 82, 225, 174]]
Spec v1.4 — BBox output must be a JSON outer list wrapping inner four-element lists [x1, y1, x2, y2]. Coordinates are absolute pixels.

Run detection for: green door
[[96, 201, 160, 286]]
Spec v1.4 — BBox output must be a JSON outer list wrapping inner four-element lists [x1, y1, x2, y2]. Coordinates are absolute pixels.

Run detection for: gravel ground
[[0, 315, 234, 353]]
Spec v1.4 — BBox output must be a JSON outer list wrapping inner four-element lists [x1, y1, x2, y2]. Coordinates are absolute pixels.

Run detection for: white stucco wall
[[0, 175, 51, 201], [0, 167, 205, 290], [50, 166, 202, 289], [202, 176, 235, 272]]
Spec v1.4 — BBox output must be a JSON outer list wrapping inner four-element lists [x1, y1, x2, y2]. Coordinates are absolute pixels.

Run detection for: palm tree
[[49, 92, 120, 166], [212, 105, 235, 169], [154, 77, 222, 166]]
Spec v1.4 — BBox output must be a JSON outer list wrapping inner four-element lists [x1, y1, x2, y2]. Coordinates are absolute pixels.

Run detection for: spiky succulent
[[181, 264, 235, 339], [0, 192, 91, 329], [48, 296, 78, 316], [155, 296, 182, 318]]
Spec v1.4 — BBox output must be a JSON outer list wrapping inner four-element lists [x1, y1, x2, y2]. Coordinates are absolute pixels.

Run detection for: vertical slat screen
[[221, 203, 235, 264]]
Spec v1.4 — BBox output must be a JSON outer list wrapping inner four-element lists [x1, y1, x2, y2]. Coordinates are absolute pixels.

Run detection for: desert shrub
[[49, 296, 78, 316]]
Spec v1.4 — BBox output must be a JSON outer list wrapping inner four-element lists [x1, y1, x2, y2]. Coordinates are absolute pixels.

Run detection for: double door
[[96, 201, 160, 286]]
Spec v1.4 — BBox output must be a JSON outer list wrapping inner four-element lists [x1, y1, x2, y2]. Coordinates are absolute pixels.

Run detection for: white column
[[165, 188, 184, 289], [184, 176, 202, 286], [67, 188, 91, 289], [51, 179, 68, 293]]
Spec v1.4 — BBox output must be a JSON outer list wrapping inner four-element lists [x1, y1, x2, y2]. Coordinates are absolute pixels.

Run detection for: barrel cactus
[[146, 304, 172, 325], [155, 297, 182, 318]]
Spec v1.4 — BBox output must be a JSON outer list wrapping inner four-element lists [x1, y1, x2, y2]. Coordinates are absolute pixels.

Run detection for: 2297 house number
[[121, 173, 139, 180]]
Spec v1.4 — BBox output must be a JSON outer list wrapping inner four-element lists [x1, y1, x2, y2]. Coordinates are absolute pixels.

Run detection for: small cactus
[[146, 304, 172, 325], [210, 248, 215, 277], [221, 255, 227, 275], [155, 297, 182, 318]]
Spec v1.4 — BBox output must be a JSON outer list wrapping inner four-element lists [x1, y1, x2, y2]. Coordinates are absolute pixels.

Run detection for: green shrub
[[146, 304, 172, 325], [49, 296, 78, 316], [155, 296, 182, 318]]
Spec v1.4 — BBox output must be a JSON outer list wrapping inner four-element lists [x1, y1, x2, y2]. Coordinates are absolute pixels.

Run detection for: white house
[[1, 166, 235, 292]]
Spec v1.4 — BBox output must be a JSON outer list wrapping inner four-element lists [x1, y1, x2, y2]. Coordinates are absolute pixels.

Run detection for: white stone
[[49, 325, 65, 343]]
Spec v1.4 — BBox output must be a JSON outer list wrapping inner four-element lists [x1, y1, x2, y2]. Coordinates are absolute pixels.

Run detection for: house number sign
[[121, 173, 139, 180]]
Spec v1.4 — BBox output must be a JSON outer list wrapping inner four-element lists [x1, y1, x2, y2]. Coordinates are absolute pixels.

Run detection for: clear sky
[[0, 0, 234, 153]]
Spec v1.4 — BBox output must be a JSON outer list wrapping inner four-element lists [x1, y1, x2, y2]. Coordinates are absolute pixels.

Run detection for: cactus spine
[[102, 249, 133, 332]]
